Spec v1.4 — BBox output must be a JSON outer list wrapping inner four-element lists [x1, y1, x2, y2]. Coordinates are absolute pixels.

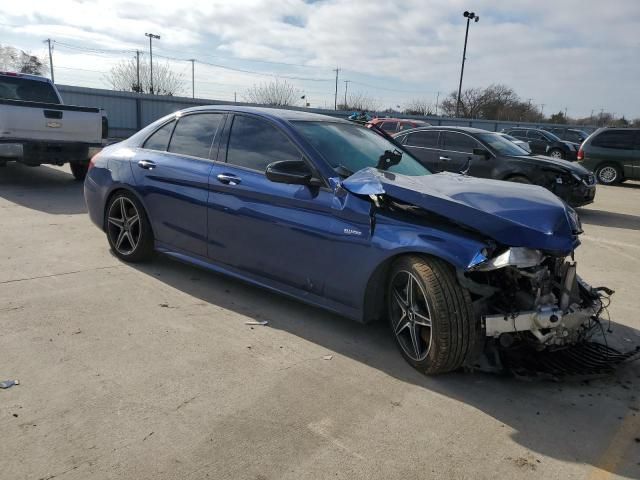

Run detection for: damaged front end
[[462, 247, 610, 351]]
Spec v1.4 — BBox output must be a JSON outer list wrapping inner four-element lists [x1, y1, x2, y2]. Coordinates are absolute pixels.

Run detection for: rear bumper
[[0, 140, 102, 165]]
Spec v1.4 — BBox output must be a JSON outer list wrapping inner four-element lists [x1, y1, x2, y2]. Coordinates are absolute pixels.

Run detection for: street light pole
[[189, 59, 195, 98], [456, 11, 479, 118], [145, 33, 160, 94]]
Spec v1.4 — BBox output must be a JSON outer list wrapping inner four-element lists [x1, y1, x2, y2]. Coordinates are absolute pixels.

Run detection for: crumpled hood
[[342, 168, 577, 253], [515, 154, 590, 174]]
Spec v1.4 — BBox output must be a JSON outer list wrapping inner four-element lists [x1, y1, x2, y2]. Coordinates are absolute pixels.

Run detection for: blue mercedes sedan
[[84, 106, 607, 374]]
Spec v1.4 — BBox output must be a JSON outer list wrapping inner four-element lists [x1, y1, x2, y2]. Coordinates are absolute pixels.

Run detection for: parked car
[[0, 71, 108, 180], [369, 117, 430, 134], [85, 106, 606, 375], [502, 127, 579, 160], [496, 132, 531, 153], [393, 126, 595, 207], [544, 127, 590, 144], [577, 128, 640, 184]]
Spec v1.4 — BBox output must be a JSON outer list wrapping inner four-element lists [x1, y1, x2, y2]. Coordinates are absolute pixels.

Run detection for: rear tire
[[548, 148, 564, 159], [387, 255, 476, 375], [105, 191, 154, 262], [595, 163, 622, 185], [70, 161, 89, 181]]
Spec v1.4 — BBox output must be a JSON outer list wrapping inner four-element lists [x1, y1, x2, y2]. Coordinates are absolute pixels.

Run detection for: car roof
[[371, 117, 425, 123], [399, 126, 493, 135], [177, 105, 350, 123]]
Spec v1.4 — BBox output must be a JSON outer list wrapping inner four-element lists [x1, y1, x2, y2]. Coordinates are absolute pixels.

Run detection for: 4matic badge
[[343, 228, 363, 236]]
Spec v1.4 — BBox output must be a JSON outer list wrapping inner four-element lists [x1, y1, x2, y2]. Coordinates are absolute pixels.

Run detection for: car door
[[402, 130, 441, 171], [132, 113, 225, 257], [527, 130, 548, 154], [439, 131, 482, 173], [206, 114, 372, 298]]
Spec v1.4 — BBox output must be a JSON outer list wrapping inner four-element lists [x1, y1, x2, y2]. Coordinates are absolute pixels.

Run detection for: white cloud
[[1, 0, 639, 116]]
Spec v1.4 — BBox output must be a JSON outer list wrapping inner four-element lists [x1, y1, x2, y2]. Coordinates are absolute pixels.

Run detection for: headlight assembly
[[471, 247, 544, 271]]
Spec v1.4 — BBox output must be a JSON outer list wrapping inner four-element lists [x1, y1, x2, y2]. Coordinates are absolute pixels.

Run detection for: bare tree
[[338, 92, 379, 112], [403, 99, 435, 116], [0, 44, 47, 75], [244, 79, 300, 107], [105, 57, 185, 96]]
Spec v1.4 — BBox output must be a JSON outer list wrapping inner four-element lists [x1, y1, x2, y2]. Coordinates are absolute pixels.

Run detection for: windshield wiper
[[377, 149, 403, 171], [334, 164, 354, 178]]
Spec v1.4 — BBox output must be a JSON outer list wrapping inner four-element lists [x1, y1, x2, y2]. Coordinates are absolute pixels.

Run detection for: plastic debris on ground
[[0, 379, 19, 389]]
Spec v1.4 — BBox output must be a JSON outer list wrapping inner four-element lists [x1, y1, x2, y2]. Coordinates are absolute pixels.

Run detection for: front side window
[[143, 120, 175, 151], [441, 132, 479, 153], [509, 129, 527, 139], [528, 130, 545, 140], [406, 130, 439, 148], [592, 130, 635, 150], [226, 115, 301, 172], [168, 114, 224, 159], [380, 122, 398, 132]]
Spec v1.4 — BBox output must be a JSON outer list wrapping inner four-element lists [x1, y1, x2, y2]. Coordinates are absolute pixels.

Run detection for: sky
[[1, 0, 639, 118]]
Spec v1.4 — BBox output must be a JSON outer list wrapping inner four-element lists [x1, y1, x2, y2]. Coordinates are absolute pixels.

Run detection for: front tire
[[387, 256, 476, 375], [70, 161, 89, 181], [595, 163, 622, 185], [105, 192, 154, 262]]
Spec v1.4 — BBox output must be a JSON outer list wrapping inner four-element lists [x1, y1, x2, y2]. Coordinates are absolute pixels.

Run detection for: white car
[[0, 72, 107, 180], [496, 132, 531, 153]]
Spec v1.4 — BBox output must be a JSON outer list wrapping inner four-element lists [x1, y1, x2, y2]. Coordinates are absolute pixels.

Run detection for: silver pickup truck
[[0, 72, 108, 180]]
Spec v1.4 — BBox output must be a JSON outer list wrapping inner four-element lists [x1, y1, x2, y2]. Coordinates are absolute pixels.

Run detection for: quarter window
[[143, 120, 175, 151], [441, 132, 479, 153], [592, 130, 635, 150], [406, 130, 439, 148], [168, 114, 224, 159], [226, 115, 301, 172]]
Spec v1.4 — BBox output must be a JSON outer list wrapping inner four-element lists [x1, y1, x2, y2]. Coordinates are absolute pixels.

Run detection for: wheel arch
[[102, 185, 155, 239]]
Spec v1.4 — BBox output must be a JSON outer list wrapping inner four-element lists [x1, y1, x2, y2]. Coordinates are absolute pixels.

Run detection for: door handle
[[137, 160, 156, 170], [217, 173, 242, 185], [439, 156, 451, 161]]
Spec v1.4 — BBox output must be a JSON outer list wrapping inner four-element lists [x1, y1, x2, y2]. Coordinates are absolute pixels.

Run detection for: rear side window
[[528, 130, 545, 140], [509, 130, 527, 139], [143, 120, 175, 151], [226, 115, 301, 172], [441, 132, 479, 153], [380, 122, 398, 132], [592, 130, 635, 150], [168, 114, 224, 159], [406, 130, 439, 148]]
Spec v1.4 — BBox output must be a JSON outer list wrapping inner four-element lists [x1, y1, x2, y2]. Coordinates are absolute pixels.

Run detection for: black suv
[[393, 126, 596, 207], [544, 127, 590, 144], [503, 127, 579, 160]]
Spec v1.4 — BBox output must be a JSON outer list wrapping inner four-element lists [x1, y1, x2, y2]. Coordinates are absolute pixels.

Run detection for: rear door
[[402, 130, 441, 171], [132, 113, 225, 256], [439, 131, 482, 173]]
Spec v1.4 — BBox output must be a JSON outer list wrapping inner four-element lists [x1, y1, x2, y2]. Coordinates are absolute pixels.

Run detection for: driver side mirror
[[473, 147, 491, 159], [266, 160, 319, 186]]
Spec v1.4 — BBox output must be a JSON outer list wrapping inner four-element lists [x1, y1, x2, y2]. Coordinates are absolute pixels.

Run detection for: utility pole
[[435, 91, 440, 116], [44, 39, 54, 83], [333, 67, 340, 110], [456, 11, 479, 117], [564, 107, 568, 120], [343, 80, 350, 108], [540, 104, 545, 117], [189, 59, 195, 98], [589, 109, 594, 124], [135, 50, 140, 92], [145, 33, 160, 94], [234, 92, 237, 103]]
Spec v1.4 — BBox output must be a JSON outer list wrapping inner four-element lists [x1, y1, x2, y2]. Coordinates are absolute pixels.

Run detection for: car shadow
[[578, 208, 640, 231], [0, 162, 87, 215], [130, 255, 640, 476]]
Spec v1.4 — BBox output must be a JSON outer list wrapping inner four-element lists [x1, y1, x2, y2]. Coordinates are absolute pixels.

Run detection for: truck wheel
[[595, 163, 622, 185], [105, 192, 154, 262], [70, 161, 89, 181], [387, 255, 476, 374]]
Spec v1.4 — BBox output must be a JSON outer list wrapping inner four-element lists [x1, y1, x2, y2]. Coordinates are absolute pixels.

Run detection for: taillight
[[577, 148, 584, 161], [88, 153, 99, 171]]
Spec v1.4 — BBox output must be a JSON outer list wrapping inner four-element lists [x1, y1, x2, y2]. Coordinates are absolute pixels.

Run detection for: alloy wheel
[[598, 166, 617, 184], [107, 196, 141, 255], [550, 150, 563, 159], [389, 270, 433, 361]]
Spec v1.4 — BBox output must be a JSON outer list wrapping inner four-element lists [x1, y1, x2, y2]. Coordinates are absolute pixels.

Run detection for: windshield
[[0, 76, 60, 103], [478, 132, 530, 156], [293, 121, 430, 177]]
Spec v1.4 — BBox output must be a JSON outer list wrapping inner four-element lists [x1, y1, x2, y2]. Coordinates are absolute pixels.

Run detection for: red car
[[368, 117, 430, 134]]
